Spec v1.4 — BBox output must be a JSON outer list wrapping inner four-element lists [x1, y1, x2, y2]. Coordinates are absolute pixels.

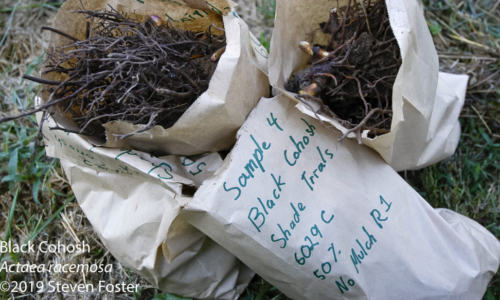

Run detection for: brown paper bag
[[39, 108, 254, 299], [268, 0, 468, 171], [178, 95, 500, 300], [42, 0, 269, 156]]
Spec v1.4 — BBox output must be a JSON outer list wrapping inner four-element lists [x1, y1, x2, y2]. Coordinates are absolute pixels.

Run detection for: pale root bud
[[299, 83, 319, 96], [299, 41, 314, 56], [211, 46, 226, 62], [300, 41, 329, 58], [150, 15, 164, 27], [313, 46, 330, 58]]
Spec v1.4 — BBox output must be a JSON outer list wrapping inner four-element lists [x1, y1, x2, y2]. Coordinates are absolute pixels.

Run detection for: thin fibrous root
[[338, 108, 392, 143]]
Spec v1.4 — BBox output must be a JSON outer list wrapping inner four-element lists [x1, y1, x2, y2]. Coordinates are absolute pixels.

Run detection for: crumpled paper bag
[[39, 109, 254, 299], [42, 0, 269, 156], [268, 0, 468, 171], [177, 95, 500, 300]]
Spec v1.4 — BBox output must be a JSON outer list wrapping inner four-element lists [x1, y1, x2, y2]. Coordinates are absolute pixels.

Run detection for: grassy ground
[[0, 0, 499, 299], [408, 1, 500, 298]]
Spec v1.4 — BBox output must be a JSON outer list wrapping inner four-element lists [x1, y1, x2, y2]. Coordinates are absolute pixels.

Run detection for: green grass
[[413, 1, 500, 298], [0, 188, 18, 299], [241, 278, 286, 300], [0, 43, 79, 296], [256, 0, 276, 22], [405, 105, 500, 298]]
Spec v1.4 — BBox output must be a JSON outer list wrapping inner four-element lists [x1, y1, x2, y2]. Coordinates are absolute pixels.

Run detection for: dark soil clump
[[4, 7, 226, 139], [285, 0, 401, 142]]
